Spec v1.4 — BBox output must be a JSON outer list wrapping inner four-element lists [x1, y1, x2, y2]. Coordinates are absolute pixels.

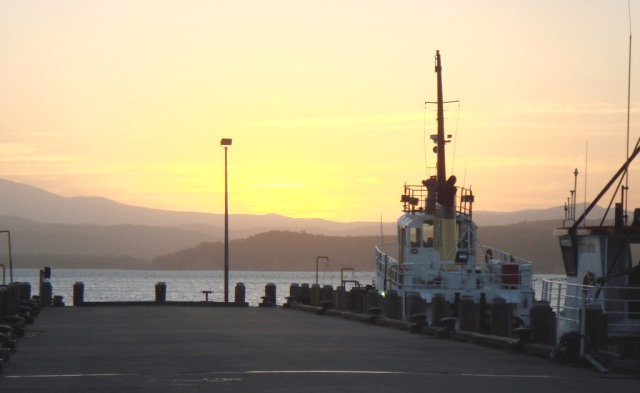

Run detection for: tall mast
[[435, 50, 446, 203]]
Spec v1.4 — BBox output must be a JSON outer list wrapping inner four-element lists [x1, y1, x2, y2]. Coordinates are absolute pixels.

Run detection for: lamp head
[[220, 138, 232, 146]]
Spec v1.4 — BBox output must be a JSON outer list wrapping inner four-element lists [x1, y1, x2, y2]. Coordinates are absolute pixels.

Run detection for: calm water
[[10, 269, 562, 307], [11, 269, 376, 307]]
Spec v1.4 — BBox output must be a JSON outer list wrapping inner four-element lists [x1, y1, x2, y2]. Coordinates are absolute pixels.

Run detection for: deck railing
[[541, 278, 640, 335], [375, 246, 533, 293]]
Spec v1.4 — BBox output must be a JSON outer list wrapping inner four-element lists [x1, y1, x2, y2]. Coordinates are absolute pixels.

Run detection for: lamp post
[[220, 138, 232, 303]]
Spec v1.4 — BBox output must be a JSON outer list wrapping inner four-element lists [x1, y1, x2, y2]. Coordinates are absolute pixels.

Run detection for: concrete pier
[[2, 306, 638, 392]]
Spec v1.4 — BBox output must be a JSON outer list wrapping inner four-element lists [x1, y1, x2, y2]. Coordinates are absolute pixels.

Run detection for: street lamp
[[220, 138, 232, 302]]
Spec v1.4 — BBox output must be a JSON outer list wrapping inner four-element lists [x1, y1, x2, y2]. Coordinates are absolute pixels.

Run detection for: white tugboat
[[542, 153, 640, 361], [375, 51, 535, 327]]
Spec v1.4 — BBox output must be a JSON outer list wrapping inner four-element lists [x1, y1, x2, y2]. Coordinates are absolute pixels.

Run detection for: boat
[[374, 51, 535, 329], [541, 151, 640, 360]]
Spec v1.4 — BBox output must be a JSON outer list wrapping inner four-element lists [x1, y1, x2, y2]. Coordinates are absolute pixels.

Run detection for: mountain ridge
[[0, 178, 603, 273], [0, 177, 578, 228]]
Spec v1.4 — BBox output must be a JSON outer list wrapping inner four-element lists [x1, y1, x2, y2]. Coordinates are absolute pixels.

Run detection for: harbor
[[2, 301, 639, 392]]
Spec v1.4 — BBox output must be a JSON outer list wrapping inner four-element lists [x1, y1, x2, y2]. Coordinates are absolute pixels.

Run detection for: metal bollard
[[300, 283, 311, 305], [458, 295, 476, 332], [490, 297, 509, 337], [431, 293, 447, 326], [350, 286, 365, 313], [365, 288, 380, 313], [155, 282, 166, 303], [320, 285, 334, 309], [289, 283, 300, 302], [406, 292, 427, 322], [310, 284, 320, 306], [73, 282, 85, 306], [40, 282, 53, 308], [263, 283, 276, 305], [529, 301, 555, 345], [384, 290, 402, 320], [584, 304, 606, 351], [234, 283, 246, 304], [335, 286, 347, 311]]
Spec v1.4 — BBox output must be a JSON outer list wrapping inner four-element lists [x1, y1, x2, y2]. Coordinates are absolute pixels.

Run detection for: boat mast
[[435, 50, 447, 201], [433, 50, 458, 261]]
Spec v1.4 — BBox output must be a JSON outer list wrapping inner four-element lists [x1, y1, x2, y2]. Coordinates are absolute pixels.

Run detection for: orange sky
[[1, 1, 640, 222]]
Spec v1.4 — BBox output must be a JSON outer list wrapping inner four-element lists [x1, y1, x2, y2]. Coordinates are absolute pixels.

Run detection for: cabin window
[[399, 227, 406, 261], [423, 220, 434, 247], [560, 237, 577, 277], [410, 227, 421, 247]]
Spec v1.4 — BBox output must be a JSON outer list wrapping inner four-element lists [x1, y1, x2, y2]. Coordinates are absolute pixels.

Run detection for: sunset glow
[[2, 1, 640, 222]]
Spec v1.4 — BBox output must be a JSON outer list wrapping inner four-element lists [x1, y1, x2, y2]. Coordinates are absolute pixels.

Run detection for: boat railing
[[481, 246, 532, 265], [376, 246, 533, 292], [401, 184, 473, 215], [541, 278, 640, 335]]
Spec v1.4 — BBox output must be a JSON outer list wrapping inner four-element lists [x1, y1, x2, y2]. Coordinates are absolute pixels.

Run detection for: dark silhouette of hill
[[152, 231, 396, 272], [472, 205, 608, 226], [152, 225, 567, 274], [0, 177, 616, 273], [1, 215, 213, 260], [477, 220, 564, 274]]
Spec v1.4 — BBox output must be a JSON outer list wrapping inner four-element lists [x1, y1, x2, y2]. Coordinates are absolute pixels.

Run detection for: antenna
[[623, 0, 633, 225], [584, 141, 588, 227]]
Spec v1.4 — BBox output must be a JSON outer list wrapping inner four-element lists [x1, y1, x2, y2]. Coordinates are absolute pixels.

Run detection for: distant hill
[[0, 178, 397, 238], [477, 220, 565, 274], [0, 177, 598, 229], [148, 224, 565, 274], [1, 215, 213, 260], [0, 177, 614, 273], [151, 231, 396, 272], [472, 205, 609, 226]]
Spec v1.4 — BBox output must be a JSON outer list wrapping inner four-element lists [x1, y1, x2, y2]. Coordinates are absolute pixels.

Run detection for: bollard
[[40, 282, 53, 307], [384, 290, 402, 320], [310, 284, 320, 306], [431, 293, 447, 326], [365, 288, 381, 314], [490, 297, 510, 337], [529, 301, 555, 345], [350, 286, 364, 313], [262, 283, 276, 305], [320, 285, 334, 309], [453, 292, 461, 317], [73, 282, 85, 306], [300, 283, 311, 305], [406, 292, 427, 322], [458, 295, 476, 332], [234, 283, 246, 304], [584, 304, 607, 351], [155, 282, 166, 303], [19, 282, 32, 301], [52, 295, 65, 307], [335, 286, 347, 310], [0, 286, 7, 320], [289, 283, 300, 302], [6, 283, 18, 315]]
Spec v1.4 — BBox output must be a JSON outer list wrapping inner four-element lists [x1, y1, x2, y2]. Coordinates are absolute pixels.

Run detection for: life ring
[[582, 271, 596, 286]]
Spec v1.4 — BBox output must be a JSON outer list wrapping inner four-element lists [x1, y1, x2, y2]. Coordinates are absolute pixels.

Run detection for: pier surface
[[2, 306, 637, 392]]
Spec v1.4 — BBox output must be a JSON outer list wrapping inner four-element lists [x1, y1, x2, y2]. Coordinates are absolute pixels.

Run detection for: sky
[[1, 0, 640, 223]]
